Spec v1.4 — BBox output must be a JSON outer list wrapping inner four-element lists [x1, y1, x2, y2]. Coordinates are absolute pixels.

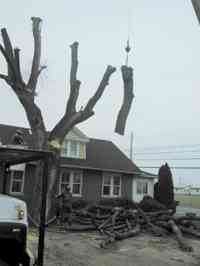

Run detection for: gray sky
[[0, 0, 200, 186]]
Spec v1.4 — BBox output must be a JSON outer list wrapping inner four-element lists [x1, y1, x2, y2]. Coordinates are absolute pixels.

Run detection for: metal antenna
[[125, 39, 131, 66]]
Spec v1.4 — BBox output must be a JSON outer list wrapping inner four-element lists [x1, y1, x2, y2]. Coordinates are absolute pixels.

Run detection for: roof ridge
[[89, 137, 112, 143], [0, 123, 30, 130]]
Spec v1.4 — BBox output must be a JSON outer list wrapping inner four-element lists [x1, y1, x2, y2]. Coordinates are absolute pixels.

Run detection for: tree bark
[[115, 66, 134, 135]]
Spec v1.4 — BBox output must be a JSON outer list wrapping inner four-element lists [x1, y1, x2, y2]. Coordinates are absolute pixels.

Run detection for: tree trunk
[[31, 146, 61, 223]]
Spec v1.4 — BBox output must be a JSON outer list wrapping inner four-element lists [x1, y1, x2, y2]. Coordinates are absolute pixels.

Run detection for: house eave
[[60, 163, 139, 175]]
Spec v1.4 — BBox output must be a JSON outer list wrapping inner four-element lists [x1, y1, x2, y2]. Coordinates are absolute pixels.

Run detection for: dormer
[[60, 127, 89, 159]]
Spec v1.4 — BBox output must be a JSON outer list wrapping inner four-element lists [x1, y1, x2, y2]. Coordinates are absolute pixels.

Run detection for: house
[[0, 124, 155, 209], [174, 186, 200, 196]]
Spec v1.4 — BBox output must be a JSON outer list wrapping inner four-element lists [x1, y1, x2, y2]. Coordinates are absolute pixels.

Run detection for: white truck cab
[[0, 193, 30, 266]]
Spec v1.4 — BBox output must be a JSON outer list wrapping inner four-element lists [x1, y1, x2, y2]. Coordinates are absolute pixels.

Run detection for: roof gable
[[65, 127, 89, 143]]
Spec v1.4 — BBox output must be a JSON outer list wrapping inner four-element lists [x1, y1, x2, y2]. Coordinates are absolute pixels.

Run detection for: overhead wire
[[138, 166, 200, 170], [133, 143, 200, 151], [133, 149, 200, 155], [135, 157, 200, 161]]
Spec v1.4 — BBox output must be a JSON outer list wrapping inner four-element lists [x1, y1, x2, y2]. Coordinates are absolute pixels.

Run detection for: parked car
[[0, 193, 31, 266]]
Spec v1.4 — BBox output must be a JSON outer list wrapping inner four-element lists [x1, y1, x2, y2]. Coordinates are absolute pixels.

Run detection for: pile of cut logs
[[64, 200, 200, 251]]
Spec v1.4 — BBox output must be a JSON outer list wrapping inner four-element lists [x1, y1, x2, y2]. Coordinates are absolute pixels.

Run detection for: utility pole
[[130, 131, 133, 161]]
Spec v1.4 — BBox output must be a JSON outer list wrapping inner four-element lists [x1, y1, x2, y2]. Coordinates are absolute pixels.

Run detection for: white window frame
[[69, 140, 80, 158], [136, 180, 148, 195], [102, 174, 121, 198], [61, 140, 81, 159], [60, 139, 68, 157], [59, 170, 83, 197], [10, 169, 25, 195]]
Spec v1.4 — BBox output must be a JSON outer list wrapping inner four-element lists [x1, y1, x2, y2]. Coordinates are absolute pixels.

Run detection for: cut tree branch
[[1, 28, 15, 80], [37, 65, 47, 78], [84, 65, 116, 112], [191, 0, 200, 23], [65, 42, 81, 117], [115, 65, 134, 135], [14, 48, 24, 85], [49, 65, 116, 147], [28, 17, 42, 92], [0, 44, 17, 81], [0, 73, 10, 83]]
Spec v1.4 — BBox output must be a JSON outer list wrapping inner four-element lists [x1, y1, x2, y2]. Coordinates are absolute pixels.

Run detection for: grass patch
[[175, 194, 200, 209]]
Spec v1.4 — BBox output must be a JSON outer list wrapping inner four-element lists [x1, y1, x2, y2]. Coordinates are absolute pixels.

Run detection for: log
[[59, 199, 200, 253], [168, 220, 193, 252], [65, 224, 96, 231], [179, 226, 200, 238], [100, 224, 141, 248]]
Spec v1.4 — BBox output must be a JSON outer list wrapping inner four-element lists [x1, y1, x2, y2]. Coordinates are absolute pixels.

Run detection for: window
[[60, 170, 82, 196], [10, 170, 24, 194], [60, 171, 70, 193], [102, 175, 121, 197], [70, 141, 79, 158], [61, 140, 82, 158], [137, 181, 148, 195], [61, 139, 68, 157]]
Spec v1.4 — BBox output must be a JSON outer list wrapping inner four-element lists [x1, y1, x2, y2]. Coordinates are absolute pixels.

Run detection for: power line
[[124, 144, 200, 153], [134, 149, 200, 155], [134, 143, 200, 151], [135, 157, 200, 161], [139, 166, 200, 170]]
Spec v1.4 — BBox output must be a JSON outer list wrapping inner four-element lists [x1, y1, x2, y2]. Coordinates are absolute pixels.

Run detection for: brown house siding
[[82, 169, 102, 202], [1, 165, 134, 214], [121, 174, 133, 200], [82, 170, 133, 201]]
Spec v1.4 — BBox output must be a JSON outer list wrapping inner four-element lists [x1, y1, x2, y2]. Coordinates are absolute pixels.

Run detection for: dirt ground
[[28, 228, 200, 266]]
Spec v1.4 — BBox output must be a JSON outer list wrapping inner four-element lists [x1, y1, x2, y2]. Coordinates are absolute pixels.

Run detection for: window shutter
[[79, 143, 86, 159]]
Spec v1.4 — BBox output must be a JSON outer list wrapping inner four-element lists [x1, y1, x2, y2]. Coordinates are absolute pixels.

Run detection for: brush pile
[[63, 197, 200, 252]]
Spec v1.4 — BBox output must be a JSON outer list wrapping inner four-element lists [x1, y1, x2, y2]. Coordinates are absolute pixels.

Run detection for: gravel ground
[[28, 229, 200, 266]]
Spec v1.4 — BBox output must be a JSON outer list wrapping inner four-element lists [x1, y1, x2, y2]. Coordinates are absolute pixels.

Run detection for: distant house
[[174, 186, 200, 196], [0, 124, 155, 211]]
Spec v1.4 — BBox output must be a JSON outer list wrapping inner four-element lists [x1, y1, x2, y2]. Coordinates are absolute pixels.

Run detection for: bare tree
[[0, 17, 133, 221]]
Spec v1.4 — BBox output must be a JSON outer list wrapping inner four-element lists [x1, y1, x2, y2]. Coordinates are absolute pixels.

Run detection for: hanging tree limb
[[115, 65, 134, 135]]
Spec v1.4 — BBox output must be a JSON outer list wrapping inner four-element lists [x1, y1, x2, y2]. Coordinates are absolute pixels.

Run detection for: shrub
[[156, 163, 174, 207]]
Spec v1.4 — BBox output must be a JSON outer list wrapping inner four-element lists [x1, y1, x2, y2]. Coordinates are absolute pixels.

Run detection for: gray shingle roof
[[61, 138, 140, 174], [0, 124, 140, 174]]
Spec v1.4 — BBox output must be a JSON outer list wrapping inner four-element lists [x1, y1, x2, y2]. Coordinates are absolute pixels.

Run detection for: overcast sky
[[0, 0, 200, 186]]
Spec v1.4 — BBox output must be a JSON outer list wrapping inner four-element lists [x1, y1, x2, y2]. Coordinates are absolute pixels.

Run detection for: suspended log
[[115, 66, 134, 135]]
